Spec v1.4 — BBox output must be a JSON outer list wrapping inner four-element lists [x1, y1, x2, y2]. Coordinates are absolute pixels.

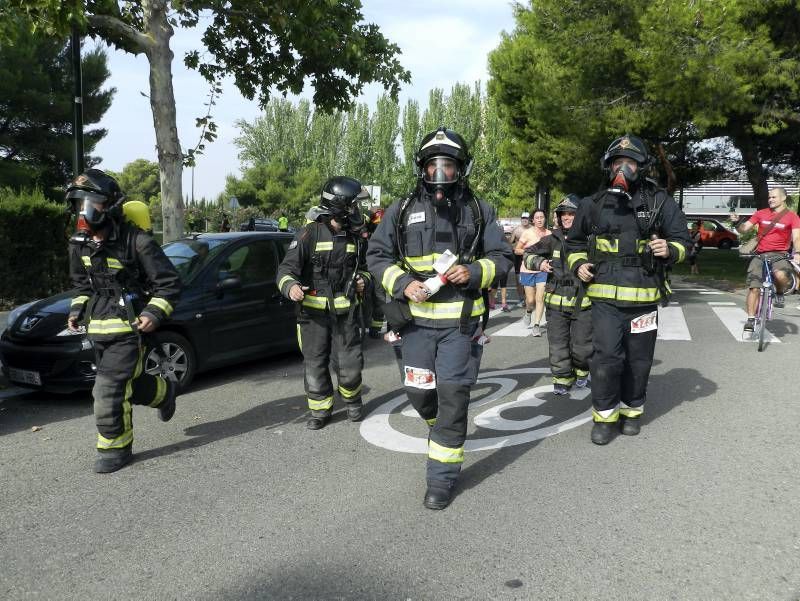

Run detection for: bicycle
[[746, 253, 790, 351]]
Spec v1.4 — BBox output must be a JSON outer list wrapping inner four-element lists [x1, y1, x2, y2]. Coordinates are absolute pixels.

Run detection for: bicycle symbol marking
[[360, 367, 592, 454]]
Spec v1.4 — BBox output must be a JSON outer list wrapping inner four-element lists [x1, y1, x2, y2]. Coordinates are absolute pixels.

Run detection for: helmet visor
[[423, 157, 459, 186]]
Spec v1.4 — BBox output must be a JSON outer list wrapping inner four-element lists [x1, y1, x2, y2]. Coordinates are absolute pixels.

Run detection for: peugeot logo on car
[[20, 316, 41, 332]]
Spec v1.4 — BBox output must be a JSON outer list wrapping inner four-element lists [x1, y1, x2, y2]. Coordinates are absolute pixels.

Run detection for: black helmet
[[415, 127, 473, 204], [601, 134, 649, 169], [601, 134, 650, 192], [555, 194, 580, 213], [320, 176, 365, 232], [65, 169, 125, 231]]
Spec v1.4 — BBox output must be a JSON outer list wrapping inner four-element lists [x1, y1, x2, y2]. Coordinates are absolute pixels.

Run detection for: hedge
[[0, 189, 70, 309]]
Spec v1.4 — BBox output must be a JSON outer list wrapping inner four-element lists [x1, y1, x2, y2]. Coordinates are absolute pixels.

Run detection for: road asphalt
[[1, 282, 799, 600]]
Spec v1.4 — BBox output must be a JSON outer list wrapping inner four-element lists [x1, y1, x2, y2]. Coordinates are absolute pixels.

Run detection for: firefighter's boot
[[306, 413, 330, 430], [620, 416, 641, 436], [346, 402, 364, 422], [423, 481, 454, 510], [591, 421, 615, 445], [94, 446, 133, 473], [158, 379, 178, 422]]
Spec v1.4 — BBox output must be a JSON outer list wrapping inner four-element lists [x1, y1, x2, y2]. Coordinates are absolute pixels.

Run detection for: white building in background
[[679, 180, 799, 218]]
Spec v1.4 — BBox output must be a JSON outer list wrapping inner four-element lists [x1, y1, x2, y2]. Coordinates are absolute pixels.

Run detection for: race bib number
[[407, 211, 426, 225], [404, 366, 436, 389], [631, 310, 658, 334], [433, 249, 457, 274]]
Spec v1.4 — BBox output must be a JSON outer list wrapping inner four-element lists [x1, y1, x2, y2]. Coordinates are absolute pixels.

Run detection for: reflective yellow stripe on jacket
[[409, 297, 486, 320], [146, 297, 174, 317], [587, 283, 662, 304], [382, 264, 406, 296], [477, 258, 495, 289], [87, 317, 134, 335], [567, 252, 588, 270], [545, 292, 591, 309]]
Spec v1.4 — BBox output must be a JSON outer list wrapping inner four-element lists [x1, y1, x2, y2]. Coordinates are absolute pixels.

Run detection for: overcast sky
[[91, 1, 518, 201]]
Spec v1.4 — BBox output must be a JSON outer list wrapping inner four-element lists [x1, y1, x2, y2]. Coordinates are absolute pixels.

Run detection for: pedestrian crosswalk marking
[[487, 297, 790, 344], [657, 305, 691, 340], [489, 319, 532, 337], [710, 306, 781, 344], [699, 291, 725, 295]]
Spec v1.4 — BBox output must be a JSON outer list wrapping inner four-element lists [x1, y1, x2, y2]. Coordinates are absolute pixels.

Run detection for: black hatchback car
[[0, 232, 299, 393]]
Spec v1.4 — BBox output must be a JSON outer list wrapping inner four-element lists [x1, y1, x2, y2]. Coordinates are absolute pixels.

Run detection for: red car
[[688, 218, 739, 249]]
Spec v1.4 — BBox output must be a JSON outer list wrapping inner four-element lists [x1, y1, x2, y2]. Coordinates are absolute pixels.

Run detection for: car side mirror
[[217, 275, 242, 291]]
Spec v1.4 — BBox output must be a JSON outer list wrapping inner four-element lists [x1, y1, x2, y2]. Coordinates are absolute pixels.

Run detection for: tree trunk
[[730, 127, 769, 210], [655, 143, 677, 196], [143, 0, 184, 242]]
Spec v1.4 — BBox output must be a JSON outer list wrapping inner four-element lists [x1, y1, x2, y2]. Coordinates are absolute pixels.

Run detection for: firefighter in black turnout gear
[[566, 135, 691, 445], [278, 176, 371, 430], [524, 195, 592, 395], [367, 127, 512, 510], [66, 170, 181, 473]]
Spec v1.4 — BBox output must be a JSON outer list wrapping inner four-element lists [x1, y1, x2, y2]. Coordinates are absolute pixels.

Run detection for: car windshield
[[163, 239, 229, 282]]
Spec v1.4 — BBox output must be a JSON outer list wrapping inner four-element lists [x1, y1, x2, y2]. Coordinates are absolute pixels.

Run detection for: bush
[[0, 189, 70, 309]]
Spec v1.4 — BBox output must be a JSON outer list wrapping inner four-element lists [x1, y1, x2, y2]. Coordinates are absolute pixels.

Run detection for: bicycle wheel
[[757, 288, 770, 352]]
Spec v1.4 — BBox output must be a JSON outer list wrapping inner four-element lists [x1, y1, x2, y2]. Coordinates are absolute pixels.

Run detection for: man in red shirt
[[732, 187, 800, 331]]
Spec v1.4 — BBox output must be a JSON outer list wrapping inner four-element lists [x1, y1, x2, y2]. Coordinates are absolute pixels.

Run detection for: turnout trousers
[[92, 335, 170, 451], [400, 323, 483, 487], [590, 302, 658, 423], [297, 310, 364, 416], [545, 306, 592, 386]]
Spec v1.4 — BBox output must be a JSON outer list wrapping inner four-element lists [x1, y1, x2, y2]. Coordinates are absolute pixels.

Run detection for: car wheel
[[144, 331, 196, 392], [719, 239, 732, 250]]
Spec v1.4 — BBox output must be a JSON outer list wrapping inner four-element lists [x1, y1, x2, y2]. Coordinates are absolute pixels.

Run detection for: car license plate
[[8, 367, 42, 386]]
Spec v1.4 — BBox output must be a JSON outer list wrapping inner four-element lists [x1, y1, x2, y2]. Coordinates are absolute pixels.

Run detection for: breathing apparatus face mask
[[67, 189, 111, 234], [608, 158, 640, 193], [422, 156, 460, 205]]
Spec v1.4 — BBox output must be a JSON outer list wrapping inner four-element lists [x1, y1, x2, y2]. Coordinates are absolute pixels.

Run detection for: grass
[[671, 248, 748, 289]]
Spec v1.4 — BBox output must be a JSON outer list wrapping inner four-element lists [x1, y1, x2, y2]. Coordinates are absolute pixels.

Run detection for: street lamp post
[[71, 22, 84, 177]]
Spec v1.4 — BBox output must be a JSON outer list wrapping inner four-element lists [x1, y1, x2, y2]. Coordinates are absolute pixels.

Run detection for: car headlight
[[7, 301, 37, 330]]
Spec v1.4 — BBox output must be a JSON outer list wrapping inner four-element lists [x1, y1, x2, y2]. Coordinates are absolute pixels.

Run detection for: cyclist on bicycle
[[731, 187, 800, 331]]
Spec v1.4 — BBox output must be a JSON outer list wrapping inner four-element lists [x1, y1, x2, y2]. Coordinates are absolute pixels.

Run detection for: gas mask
[[609, 161, 639, 193], [422, 156, 460, 206], [67, 189, 112, 235]]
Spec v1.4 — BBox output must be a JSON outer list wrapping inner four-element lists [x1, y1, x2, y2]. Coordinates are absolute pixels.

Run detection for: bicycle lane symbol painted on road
[[359, 367, 593, 453]]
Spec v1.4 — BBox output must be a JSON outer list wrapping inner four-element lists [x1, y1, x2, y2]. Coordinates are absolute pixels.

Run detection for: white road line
[[711, 306, 781, 343], [672, 288, 710, 292], [708, 301, 737, 306], [699, 291, 726, 295], [657, 304, 691, 340]]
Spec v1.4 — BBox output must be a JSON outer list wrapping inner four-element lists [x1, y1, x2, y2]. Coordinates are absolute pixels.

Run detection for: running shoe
[[743, 317, 755, 332], [531, 323, 541, 337]]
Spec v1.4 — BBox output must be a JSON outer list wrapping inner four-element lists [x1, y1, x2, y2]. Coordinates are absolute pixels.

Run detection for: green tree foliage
[[0, 20, 113, 197], [112, 158, 160, 203], [228, 82, 513, 213], [2, 0, 410, 241], [489, 0, 800, 207]]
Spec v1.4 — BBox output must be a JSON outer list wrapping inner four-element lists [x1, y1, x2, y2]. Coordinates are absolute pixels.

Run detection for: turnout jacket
[[525, 228, 591, 313], [566, 182, 691, 307], [69, 221, 181, 341], [366, 190, 512, 329], [277, 221, 370, 316]]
